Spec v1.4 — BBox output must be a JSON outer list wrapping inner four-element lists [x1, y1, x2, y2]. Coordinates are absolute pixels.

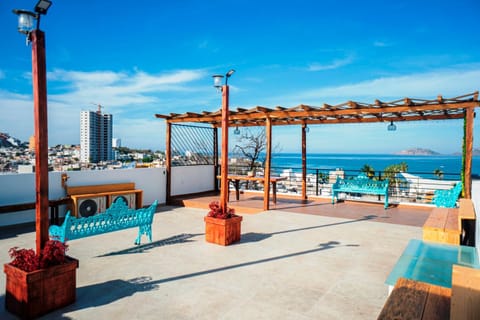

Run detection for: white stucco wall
[[171, 165, 215, 196], [0, 168, 166, 227]]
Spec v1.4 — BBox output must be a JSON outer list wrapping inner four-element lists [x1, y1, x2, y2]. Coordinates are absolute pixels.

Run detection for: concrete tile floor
[[0, 206, 421, 319]]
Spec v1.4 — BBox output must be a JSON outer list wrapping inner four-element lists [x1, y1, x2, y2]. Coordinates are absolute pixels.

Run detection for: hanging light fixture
[[234, 126, 240, 135], [387, 121, 397, 131], [305, 125, 310, 133], [212, 74, 224, 89]]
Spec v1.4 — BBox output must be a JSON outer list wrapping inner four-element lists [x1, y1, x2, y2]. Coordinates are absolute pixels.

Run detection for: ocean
[[269, 153, 480, 180]]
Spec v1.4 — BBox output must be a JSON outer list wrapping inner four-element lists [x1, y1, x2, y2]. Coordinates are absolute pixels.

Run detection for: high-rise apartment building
[[80, 109, 113, 163]]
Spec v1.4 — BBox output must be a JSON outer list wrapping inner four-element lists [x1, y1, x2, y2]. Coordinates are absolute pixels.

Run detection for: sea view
[[270, 153, 480, 180]]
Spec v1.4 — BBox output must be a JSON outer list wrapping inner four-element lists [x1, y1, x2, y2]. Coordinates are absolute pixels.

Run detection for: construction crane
[[90, 102, 103, 113]]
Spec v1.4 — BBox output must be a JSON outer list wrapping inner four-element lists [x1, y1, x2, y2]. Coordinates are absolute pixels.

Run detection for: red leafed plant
[[207, 201, 237, 219], [8, 240, 68, 272]]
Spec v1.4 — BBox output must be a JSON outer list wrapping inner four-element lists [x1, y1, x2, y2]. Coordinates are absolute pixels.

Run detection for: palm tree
[[433, 168, 444, 180], [360, 164, 375, 178]]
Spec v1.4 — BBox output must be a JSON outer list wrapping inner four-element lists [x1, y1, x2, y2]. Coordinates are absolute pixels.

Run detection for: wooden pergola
[[156, 92, 479, 210]]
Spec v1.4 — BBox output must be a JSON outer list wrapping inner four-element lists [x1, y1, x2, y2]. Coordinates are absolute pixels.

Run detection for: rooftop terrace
[[1, 202, 423, 319]]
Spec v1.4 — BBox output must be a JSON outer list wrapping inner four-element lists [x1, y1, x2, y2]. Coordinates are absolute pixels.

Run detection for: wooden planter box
[[4, 256, 79, 320], [204, 216, 243, 246]]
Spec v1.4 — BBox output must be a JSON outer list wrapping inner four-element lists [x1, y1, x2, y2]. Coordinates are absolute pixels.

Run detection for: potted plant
[[204, 201, 243, 246], [4, 240, 78, 319]]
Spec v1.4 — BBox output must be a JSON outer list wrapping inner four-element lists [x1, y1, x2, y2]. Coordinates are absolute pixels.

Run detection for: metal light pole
[[213, 69, 235, 214], [13, 0, 52, 253]]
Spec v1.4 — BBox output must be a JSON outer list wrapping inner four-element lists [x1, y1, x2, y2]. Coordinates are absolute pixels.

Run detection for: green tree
[[360, 164, 375, 178], [433, 168, 444, 180], [383, 162, 408, 180]]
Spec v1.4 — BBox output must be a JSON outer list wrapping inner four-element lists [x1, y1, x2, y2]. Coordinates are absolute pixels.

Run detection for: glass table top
[[385, 239, 479, 288]]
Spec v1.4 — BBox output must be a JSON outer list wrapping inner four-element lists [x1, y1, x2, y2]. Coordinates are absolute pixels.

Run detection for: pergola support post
[[213, 127, 219, 192], [165, 122, 172, 204], [464, 107, 474, 199], [263, 117, 272, 211], [301, 123, 307, 201]]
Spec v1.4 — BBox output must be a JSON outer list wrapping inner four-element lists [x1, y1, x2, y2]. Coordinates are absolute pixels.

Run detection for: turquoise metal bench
[[49, 198, 158, 245], [432, 182, 462, 208], [331, 174, 389, 209]]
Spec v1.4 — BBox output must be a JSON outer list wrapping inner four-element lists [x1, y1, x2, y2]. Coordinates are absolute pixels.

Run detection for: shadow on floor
[[97, 233, 203, 257], [239, 214, 377, 244], [51, 240, 355, 318]]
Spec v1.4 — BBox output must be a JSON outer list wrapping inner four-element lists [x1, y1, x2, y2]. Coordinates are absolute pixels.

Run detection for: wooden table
[[217, 175, 287, 204]]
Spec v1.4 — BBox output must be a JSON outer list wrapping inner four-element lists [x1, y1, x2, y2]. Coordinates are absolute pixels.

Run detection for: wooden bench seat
[[423, 207, 461, 245], [423, 198, 477, 246], [378, 277, 451, 320], [379, 265, 480, 320]]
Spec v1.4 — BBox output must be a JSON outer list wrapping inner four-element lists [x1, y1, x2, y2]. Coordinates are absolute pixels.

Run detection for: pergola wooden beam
[[156, 92, 480, 204], [156, 101, 477, 125]]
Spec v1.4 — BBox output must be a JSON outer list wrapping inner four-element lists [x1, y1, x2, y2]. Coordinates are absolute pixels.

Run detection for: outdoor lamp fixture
[[212, 69, 235, 90], [13, 0, 52, 253], [387, 121, 397, 131], [13, 0, 52, 37], [213, 69, 235, 214], [234, 126, 241, 135]]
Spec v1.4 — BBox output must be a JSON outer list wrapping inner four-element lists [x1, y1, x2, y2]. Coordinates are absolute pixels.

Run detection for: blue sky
[[1, 0, 479, 154]]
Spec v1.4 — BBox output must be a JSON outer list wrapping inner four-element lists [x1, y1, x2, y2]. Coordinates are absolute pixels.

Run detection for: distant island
[[395, 148, 440, 155]]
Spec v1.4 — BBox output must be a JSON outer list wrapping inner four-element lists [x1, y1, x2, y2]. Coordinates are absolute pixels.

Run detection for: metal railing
[[224, 165, 461, 205]]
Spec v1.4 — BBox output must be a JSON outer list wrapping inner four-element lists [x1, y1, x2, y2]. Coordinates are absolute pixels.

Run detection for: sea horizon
[[264, 152, 480, 179]]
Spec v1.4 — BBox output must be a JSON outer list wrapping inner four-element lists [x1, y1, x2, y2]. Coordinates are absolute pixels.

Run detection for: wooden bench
[[423, 199, 476, 246], [379, 265, 480, 320], [423, 207, 461, 245], [49, 198, 158, 245], [432, 182, 462, 208], [378, 277, 451, 320], [331, 174, 389, 209], [450, 265, 480, 320]]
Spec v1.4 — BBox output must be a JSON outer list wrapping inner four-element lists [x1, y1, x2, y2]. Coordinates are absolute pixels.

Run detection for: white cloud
[[298, 66, 480, 104], [307, 55, 354, 72], [44, 68, 209, 113]]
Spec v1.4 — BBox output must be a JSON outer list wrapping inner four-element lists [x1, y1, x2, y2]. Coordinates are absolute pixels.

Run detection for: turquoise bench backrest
[[49, 199, 158, 243]]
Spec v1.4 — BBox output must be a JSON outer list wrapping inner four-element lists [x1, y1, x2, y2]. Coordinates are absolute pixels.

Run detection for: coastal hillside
[[395, 148, 440, 155]]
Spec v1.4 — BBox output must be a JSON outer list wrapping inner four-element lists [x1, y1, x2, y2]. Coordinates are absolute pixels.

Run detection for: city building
[[80, 108, 113, 163], [112, 138, 121, 148]]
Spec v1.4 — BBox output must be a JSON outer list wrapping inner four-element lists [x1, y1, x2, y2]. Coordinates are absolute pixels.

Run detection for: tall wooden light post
[[213, 69, 235, 214], [13, 0, 52, 254]]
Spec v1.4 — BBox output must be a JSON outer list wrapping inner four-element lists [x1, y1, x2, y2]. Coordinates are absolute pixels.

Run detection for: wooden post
[[31, 30, 49, 253], [301, 123, 307, 201], [264, 117, 272, 211], [220, 85, 229, 214], [213, 127, 219, 192], [165, 122, 172, 204], [464, 107, 474, 199]]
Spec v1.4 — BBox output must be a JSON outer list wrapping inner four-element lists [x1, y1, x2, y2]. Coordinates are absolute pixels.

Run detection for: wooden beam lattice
[[155, 92, 480, 127]]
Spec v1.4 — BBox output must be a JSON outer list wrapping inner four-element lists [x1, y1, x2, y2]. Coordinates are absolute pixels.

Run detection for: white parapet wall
[[171, 165, 215, 196], [0, 168, 167, 227]]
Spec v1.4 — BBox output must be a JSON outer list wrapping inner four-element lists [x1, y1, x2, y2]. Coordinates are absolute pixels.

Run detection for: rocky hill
[[395, 148, 440, 155], [0, 132, 24, 148]]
